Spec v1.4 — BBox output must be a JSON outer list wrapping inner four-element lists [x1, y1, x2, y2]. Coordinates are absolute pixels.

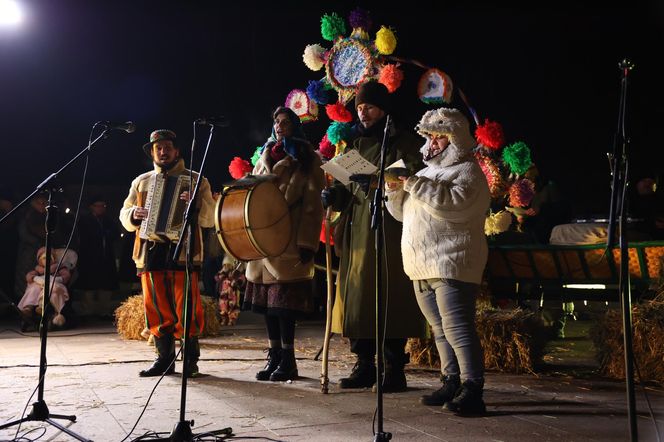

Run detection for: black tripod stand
[[370, 114, 393, 442], [0, 127, 117, 442], [606, 58, 638, 442], [147, 121, 231, 442]]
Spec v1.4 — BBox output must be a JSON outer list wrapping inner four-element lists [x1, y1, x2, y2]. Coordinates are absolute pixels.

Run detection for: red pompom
[[325, 102, 353, 123], [318, 133, 336, 160], [378, 64, 404, 93], [475, 119, 505, 150], [228, 156, 252, 179]]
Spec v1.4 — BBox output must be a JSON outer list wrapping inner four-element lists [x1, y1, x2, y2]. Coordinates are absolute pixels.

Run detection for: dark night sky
[[1, 1, 662, 216]]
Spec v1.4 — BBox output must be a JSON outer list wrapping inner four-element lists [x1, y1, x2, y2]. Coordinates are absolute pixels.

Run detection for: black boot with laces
[[256, 347, 282, 381], [443, 379, 486, 415], [339, 358, 376, 389], [420, 374, 461, 406]]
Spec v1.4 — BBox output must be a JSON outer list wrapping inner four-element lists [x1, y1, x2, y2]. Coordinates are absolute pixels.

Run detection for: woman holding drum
[[241, 106, 325, 381]]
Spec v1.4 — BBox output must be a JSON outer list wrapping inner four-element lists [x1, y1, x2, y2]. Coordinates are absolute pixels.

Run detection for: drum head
[[246, 181, 291, 258]]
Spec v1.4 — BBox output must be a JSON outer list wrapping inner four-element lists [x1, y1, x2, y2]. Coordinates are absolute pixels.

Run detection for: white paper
[[387, 159, 406, 170], [320, 149, 378, 185]]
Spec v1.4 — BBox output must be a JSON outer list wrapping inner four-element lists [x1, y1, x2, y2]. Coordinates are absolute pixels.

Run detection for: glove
[[349, 174, 374, 194], [321, 187, 337, 210], [299, 248, 315, 263]]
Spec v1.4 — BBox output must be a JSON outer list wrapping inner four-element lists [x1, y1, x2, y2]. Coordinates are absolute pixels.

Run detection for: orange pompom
[[378, 64, 404, 93]]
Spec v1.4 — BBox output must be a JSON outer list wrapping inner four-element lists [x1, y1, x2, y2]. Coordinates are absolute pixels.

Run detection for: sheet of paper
[[387, 159, 406, 170], [320, 149, 378, 185]]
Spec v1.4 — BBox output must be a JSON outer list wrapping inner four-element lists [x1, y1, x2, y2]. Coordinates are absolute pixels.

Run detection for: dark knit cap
[[354, 81, 391, 112], [142, 129, 178, 157]]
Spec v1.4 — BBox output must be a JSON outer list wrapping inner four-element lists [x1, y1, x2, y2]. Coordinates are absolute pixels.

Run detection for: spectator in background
[[75, 196, 120, 318], [14, 194, 49, 299], [0, 186, 18, 305]]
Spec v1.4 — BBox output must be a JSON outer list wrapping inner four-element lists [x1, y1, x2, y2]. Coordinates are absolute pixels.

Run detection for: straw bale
[[408, 308, 547, 374], [114, 294, 222, 340], [590, 295, 664, 384]]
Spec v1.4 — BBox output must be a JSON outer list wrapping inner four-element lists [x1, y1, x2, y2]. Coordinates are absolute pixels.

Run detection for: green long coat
[[331, 128, 428, 339]]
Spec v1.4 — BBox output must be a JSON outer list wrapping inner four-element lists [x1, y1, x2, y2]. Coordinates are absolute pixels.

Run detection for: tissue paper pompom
[[326, 122, 353, 145], [321, 13, 347, 41], [306, 80, 330, 105], [303, 44, 327, 71], [325, 102, 353, 122], [475, 119, 505, 150], [485, 210, 513, 236], [318, 133, 336, 160], [250, 146, 263, 166], [378, 64, 404, 93], [502, 141, 532, 176], [229, 157, 252, 179], [349, 7, 372, 31], [375, 26, 397, 55], [508, 178, 536, 208]]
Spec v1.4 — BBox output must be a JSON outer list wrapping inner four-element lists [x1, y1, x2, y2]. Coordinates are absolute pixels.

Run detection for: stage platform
[[0, 313, 662, 441]]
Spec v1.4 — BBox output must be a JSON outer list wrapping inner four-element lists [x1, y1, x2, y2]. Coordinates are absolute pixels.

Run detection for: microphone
[[195, 116, 230, 127], [97, 121, 136, 133]]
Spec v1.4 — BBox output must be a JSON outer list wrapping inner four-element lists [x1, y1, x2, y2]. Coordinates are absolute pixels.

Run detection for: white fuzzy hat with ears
[[415, 107, 476, 152]]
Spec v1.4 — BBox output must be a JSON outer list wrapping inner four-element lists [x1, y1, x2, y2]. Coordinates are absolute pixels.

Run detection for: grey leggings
[[414, 278, 484, 381]]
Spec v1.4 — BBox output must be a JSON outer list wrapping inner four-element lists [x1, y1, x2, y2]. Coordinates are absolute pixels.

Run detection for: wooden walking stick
[[320, 206, 334, 393]]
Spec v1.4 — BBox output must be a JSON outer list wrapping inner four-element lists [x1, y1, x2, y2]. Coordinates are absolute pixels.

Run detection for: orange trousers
[[141, 270, 205, 339]]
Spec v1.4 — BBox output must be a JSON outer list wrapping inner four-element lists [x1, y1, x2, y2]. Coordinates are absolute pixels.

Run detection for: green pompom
[[502, 141, 532, 176], [321, 13, 347, 41], [326, 122, 353, 145], [251, 146, 263, 166]]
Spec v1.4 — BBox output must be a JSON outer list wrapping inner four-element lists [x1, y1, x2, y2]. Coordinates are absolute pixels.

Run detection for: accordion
[[139, 174, 191, 242]]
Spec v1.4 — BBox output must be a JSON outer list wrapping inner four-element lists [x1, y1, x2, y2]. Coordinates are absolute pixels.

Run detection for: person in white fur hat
[[385, 107, 490, 415]]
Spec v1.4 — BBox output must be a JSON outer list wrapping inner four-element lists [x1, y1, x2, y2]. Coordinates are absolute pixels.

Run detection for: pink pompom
[[228, 157, 252, 179], [508, 178, 535, 207], [475, 119, 505, 150]]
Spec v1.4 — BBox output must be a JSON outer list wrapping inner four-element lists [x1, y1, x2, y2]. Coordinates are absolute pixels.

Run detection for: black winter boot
[[340, 358, 376, 389], [373, 352, 409, 393], [140, 334, 175, 377], [184, 337, 201, 378], [443, 379, 486, 415], [269, 348, 298, 381], [256, 348, 282, 381], [420, 374, 461, 406]]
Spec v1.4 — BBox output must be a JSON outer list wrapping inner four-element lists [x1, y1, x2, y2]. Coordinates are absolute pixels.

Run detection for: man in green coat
[[322, 82, 428, 392]]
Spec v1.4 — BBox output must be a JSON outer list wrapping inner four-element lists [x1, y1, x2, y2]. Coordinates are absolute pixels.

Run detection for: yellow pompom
[[375, 26, 397, 55], [484, 211, 513, 236], [303, 44, 327, 71]]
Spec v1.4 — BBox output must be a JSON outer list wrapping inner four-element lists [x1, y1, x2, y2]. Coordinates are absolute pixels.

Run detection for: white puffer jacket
[[385, 108, 490, 283]]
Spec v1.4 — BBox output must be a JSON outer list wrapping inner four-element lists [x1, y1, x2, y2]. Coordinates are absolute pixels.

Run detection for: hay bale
[[408, 308, 547, 374], [590, 297, 664, 384], [114, 294, 222, 340]]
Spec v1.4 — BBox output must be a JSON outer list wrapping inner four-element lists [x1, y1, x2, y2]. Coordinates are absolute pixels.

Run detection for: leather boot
[[373, 352, 409, 393], [269, 348, 298, 381], [339, 358, 376, 389], [256, 348, 282, 381], [184, 337, 201, 378], [139, 334, 175, 377], [420, 374, 461, 406], [443, 379, 486, 415]]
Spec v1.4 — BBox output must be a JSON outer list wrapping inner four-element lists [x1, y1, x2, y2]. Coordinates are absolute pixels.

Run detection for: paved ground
[[0, 312, 662, 442]]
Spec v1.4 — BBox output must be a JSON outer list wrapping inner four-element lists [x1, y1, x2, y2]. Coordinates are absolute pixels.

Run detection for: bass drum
[[215, 178, 291, 261]]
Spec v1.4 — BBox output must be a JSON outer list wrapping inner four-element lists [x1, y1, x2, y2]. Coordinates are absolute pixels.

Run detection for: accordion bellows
[[140, 174, 191, 242]]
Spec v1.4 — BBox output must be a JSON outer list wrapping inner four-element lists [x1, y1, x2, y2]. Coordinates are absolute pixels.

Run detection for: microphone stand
[[0, 129, 113, 442], [150, 123, 231, 442], [605, 58, 637, 441], [370, 115, 392, 442]]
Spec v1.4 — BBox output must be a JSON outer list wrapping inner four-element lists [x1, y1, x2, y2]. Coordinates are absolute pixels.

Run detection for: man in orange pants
[[120, 129, 216, 378]]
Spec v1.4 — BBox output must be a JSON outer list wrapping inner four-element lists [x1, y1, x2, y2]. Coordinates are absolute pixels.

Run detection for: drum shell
[[215, 180, 291, 261]]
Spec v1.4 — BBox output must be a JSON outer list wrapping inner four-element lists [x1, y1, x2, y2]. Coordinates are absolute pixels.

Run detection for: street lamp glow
[[0, 0, 23, 26]]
